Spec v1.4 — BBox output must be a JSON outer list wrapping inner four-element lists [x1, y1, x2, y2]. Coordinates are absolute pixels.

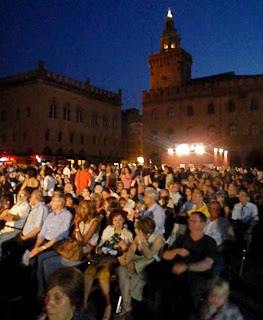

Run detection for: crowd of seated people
[[0, 162, 262, 319]]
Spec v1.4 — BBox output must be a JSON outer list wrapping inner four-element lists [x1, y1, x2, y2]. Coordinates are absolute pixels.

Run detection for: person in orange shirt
[[75, 164, 92, 195]]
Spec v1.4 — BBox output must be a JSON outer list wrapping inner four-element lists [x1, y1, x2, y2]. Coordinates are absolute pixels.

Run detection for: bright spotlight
[[176, 144, 190, 155], [195, 145, 205, 155], [168, 148, 174, 155], [214, 148, 218, 154], [137, 157, 144, 164], [224, 150, 228, 156], [219, 148, 223, 154]]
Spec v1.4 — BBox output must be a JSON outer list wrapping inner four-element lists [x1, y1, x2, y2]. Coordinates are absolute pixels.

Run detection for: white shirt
[[205, 217, 235, 247], [63, 167, 71, 178], [1, 200, 31, 233], [232, 202, 259, 226], [43, 175, 56, 196]]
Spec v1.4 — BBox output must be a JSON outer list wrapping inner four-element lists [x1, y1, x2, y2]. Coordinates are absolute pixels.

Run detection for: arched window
[[167, 107, 175, 118], [187, 105, 193, 116], [207, 103, 215, 114], [230, 125, 237, 137], [250, 98, 259, 111], [251, 124, 259, 136], [208, 126, 216, 137], [152, 109, 157, 120], [49, 104, 57, 118], [151, 130, 158, 141], [228, 100, 236, 113]]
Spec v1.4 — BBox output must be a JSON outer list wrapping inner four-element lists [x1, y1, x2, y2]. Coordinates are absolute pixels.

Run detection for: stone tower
[[148, 9, 192, 90]]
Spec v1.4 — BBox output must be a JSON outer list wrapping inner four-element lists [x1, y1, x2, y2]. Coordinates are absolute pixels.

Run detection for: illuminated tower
[[148, 9, 192, 90]]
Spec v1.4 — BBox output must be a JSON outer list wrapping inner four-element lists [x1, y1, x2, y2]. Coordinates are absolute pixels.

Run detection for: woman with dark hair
[[84, 209, 133, 320], [38, 267, 89, 320], [121, 167, 133, 189], [20, 167, 40, 194]]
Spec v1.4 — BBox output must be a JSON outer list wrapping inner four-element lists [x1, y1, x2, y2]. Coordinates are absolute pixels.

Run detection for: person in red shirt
[[75, 164, 92, 196]]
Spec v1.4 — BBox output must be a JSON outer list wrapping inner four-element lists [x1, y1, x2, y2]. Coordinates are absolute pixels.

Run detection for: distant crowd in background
[[1, 161, 262, 319]]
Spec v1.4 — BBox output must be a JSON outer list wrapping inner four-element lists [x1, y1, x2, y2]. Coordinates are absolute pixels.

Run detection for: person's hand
[[127, 261, 135, 272], [163, 248, 180, 260], [20, 234, 26, 240], [118, 255, 127, 266], [172, 263, 188, 275], [118, 239, 127, 251], [30, 247, 40, 258], [136, 230, 146, 242]]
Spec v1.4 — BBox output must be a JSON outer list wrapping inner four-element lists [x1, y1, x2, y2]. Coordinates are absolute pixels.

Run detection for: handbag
[[55, 237, 83, 261]]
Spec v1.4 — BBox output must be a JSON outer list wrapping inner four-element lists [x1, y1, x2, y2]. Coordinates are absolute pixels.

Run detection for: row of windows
[[49, 105, 118, 129], [150, 124, 260, 140], [151, 99, 260, 119], [44, 130, 118, 146]]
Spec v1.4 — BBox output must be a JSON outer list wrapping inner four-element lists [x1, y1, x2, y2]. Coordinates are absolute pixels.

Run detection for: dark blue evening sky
[[1, 0, 263, 110]]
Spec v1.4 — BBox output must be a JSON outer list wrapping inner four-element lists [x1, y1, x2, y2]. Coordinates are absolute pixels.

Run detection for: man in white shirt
[[0, 189, 30, 255], [62, 164, 71, 178]]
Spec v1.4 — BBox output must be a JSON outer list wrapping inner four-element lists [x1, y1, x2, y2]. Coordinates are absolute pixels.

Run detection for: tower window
[[167, 107, 175, 118], [207, 103, 215, 114], [250, 98, 259, 111], [152, 109, 157, 119], [187, 105, 194, 116], [171, 43, 175, 49], [164, 43, 168, 50], [228, 101, 236, 113]]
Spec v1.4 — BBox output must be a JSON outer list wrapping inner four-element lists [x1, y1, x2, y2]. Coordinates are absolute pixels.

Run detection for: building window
[[228, 101, 236, 113], [70, 133, 74, 143], [45, 130, 50, 141], [152, 109, 157, 119], [80, 135, 84, 144], [250, 98, 259, 111], [151, 130, 158, 141], [171, 43, 176, 49], [76, 109, 83, 122], [187, 105, 193, 116], [167, 128, 174, 140], [230, 125, 237, 137], [112, 118, 117, 130], [207, 103, 215, 114], [63, 106, 70, 120], [103, 115, 108, 127], [93, 136, 97, 145], [27, 107, 31, 117], [1, 133, 6, 143], [164, 43, 168, 50], [16, 108, 20, 120], [0, 110, 6, 121], [251, 124, 259, 136], [208, 126, 216, 137], [49, 104, 57, 118], [58, 132, 62, 142], [92, 114, 98, 126], [167, 107, 175, 118]]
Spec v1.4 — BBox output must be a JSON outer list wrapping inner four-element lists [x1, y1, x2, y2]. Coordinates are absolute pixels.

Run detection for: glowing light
[[36, 155, 42, 163], [190, 144, 195, 152], [137, 157, 144, 164], [195, 145, 205, 155], [168, 148, 174, 155], [167, 8, 173, 18], [219, 148, 223, 154], [224, 150, 228, 156], [214, 148, 218, 154], [176, 144, 190, 155], [0, 157, 8, 162]]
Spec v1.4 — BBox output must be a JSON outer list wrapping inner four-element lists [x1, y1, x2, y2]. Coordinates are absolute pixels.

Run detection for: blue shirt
[[23, 202, 48, 236], [38, 208, 72, 241], [141, 203, 165, 235], [232, 202, 258, 226]]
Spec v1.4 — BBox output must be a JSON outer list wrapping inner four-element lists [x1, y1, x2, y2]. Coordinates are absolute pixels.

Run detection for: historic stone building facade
[[121, 108, 143, 164], [0, 61, 122, 162], [142, 11, 263, 167]]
